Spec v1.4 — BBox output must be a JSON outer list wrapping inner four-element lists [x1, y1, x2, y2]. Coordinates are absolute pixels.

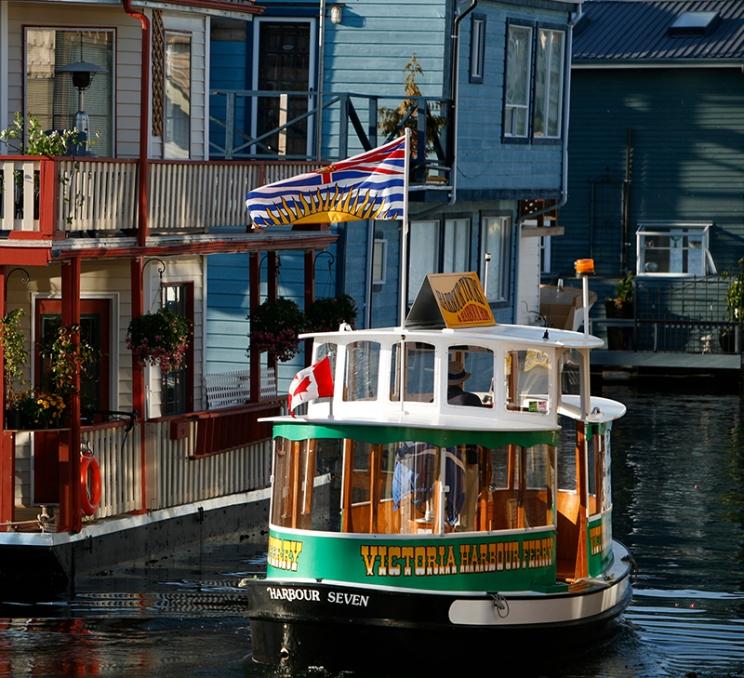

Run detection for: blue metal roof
[[573, 1, 744, 64]]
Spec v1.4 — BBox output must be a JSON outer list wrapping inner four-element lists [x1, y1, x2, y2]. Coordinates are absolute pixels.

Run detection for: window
[[470, 15, 486, 83], [408, 218, 472, 303], [533, 29, 565, 138], [390, 342, 435, 403], [503, 22, 566, 142], [372, 239, 387, 285], [636, 223, 715, 276], [161, 283, 194, 415], [504, 23, 532, 138], [343, 341, 380, 401], [25, 28, 114, 155], [164, 32, 191, 159], [480, 215, 511, 303]]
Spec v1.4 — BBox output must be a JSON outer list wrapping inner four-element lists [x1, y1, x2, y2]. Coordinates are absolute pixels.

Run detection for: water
[[2, 382, 744, 677]]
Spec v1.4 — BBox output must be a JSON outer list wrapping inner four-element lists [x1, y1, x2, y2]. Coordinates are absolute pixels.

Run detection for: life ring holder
[[80, 443, 101, 517]]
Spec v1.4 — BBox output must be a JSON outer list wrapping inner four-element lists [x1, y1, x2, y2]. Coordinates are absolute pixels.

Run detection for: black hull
[[242, 578, 632, 672]]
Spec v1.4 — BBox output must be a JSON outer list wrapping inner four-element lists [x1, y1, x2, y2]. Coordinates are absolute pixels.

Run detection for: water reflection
[[1, 384, 744, 677]]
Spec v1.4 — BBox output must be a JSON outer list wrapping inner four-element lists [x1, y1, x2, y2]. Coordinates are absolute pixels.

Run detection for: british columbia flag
[[246, 136, 407, 228]]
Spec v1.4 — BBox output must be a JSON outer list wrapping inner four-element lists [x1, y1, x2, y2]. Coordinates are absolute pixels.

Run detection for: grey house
[[550, 0, 744, 372]]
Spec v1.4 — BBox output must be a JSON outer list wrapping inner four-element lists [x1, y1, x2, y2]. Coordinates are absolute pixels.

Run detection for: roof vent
[[668, 11, 720, 36]]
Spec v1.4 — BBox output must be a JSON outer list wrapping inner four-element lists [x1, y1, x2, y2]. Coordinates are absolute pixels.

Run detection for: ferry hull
[[243, 542, 633, 671]]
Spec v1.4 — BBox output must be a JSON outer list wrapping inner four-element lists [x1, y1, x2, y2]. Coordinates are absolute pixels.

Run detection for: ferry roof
[[300, 323, 605, 350]]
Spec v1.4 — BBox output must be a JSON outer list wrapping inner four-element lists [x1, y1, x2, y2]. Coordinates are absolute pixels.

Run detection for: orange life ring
[[80, 451, 101, 517]]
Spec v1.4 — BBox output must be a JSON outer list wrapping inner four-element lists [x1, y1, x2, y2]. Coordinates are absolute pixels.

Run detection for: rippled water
[[2, 382, 744, 677]]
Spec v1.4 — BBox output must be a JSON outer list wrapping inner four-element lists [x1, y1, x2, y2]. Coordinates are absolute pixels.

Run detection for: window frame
[[163, 29, 192, 159], [502, 20, 567, 145], [479, 213, 512, 305], [160, 282, 194, 415], [23, 26, 116, 156], [503, 21, 534, 141], [532, 25, 566, 142], [469, 14, 487, 84], [372, 238, 388, 285], [408, 215, 473, 304], [635, 222, 715, 277]]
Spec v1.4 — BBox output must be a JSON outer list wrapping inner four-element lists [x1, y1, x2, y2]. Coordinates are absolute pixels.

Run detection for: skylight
[[668, 11, 720, 35]]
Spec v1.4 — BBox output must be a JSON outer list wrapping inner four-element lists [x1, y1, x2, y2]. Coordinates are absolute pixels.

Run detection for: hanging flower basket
[[127, 308, 190, 373], [250, 297, 304, 362], [304, 295, 358, 333]]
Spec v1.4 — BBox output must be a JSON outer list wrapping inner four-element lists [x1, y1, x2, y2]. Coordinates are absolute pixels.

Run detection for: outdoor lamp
[[330, 3, 344, 25]]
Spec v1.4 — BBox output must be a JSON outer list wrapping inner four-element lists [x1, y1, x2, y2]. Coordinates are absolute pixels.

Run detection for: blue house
[[551, 0, 744, 371], [207, 0, 581, 386]]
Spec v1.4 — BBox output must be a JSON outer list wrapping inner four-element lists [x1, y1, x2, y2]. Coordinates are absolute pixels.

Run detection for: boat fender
[[490, 592, 510, 619], [80, 447, 102, 517]]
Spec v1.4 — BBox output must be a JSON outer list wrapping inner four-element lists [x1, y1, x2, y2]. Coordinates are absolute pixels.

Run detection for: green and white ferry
[[242, 272, 633, 670]]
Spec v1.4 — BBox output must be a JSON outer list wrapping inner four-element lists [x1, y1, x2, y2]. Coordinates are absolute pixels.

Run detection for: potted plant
[[42, 323, 99, 396], [249, 297, 305, 362], [720, 257, 744, 353], [127, 308, 191, 373], [10, 390, 66, 429], [378, 55, 446, 156], [304, 295, 358, 333], [605, 271, 634, 319], [0, 308, 28, 400]]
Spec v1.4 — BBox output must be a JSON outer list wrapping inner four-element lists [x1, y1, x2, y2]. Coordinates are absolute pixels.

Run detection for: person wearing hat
[[447, 357, 483, 407]]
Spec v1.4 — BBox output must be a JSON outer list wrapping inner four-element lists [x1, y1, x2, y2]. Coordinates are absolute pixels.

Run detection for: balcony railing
[[1, 400, 279, 534], [0, 156, 323, 237]]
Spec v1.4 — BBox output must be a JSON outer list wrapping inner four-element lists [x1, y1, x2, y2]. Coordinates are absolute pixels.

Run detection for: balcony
[[0, 90, 452, 240]]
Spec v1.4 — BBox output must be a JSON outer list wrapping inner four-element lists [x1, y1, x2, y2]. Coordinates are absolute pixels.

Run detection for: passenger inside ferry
[[447, 358, 483, 407]]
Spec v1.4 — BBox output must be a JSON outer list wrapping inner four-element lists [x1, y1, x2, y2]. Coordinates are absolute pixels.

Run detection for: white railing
[[58, 159, 138, 233], [0, 159, 39, 232], [145, 417, 271, 510], [147, 161, 319, 233], [205, 366, 277, 409], [0, 156, 322, 236], [82, 421, 141, 519]]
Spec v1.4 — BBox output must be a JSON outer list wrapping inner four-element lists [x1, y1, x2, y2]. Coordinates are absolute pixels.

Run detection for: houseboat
[[241, 271, 633, 671]]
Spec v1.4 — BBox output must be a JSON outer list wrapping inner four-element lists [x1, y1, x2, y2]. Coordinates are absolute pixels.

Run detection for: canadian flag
[[287, 356, 334, 414]]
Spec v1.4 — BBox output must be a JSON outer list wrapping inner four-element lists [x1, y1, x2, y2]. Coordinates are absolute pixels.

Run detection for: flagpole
[[399, 128, 411, 326]]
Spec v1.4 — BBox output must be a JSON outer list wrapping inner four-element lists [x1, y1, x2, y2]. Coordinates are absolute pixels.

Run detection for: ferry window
[[315, 342, 337, 378], [391, 442, 439, 534], [560, 349, 581, 396], [557, 418, 577, 491], [343, 341, 380, 401], [477, 444, 554, 530], [271, 437, 294, 528], [588, 427, 612, 515], [505, 350, 550, 414], [271, 437, 344, 531], [390, 342, 435, 403], [447, 345, 493, 407]]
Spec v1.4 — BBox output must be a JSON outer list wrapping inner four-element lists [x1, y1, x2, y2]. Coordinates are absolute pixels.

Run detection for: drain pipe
[[122, 0, 150, 516], [122, 0, 150, 245], [447, 0, 478, 207], [516, 5, 580, 228]]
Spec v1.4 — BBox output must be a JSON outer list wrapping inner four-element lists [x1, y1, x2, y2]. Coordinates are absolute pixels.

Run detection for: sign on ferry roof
[[405, 272, 496, 329]]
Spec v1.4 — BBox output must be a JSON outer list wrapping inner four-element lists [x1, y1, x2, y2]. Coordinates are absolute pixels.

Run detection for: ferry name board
[[428, 272, 495, 328]]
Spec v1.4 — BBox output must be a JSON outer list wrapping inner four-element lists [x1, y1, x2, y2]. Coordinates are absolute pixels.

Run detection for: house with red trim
[[0, 0, 337, 595]]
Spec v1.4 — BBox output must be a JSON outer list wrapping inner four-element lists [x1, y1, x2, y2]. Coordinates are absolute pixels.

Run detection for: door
[[35, 299, 111, 414], [252, 19, 314, 157], [33, 299, 111, 503]]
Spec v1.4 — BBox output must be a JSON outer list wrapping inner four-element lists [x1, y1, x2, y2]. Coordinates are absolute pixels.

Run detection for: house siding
[[321, 0, 449, 159], [555, 67, 744, 277], [456, 1, 571, 194]]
